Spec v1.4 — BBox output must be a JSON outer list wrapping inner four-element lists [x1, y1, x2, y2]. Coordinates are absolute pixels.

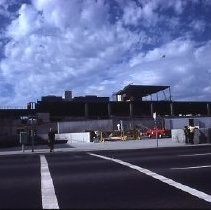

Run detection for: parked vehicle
[[144, 127, 171, 138]]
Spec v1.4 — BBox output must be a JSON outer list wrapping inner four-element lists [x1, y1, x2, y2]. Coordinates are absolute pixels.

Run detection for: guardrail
[[0, 106, 27, 109]]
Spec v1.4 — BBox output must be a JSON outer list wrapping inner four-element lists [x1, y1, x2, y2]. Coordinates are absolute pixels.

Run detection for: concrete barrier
[[171, 128, 211, 144], [56, 132, 91, 143], [171, 129, 185, 143], [38, 132, 91, 143]]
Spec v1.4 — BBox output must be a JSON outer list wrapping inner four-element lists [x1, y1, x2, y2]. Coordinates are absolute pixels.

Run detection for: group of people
[[183, 125, 197, 144]]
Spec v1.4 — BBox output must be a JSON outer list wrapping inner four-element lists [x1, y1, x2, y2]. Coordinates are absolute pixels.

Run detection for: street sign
[[153, 112, 157, 120]]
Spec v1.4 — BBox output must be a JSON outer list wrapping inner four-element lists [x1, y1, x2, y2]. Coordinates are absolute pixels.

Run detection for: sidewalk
[[0, 138, 209, 156]]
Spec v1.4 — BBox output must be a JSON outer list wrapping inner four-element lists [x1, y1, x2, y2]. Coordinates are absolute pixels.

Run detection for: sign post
[[153, 112, 158, 147], [28, 117, 37, 152], [120, 120, 124, 140]]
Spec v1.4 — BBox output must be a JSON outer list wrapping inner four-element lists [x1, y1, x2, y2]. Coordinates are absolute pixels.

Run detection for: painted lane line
[[40, 155, 59, 209], [178, 153, 211, 157], [88, 153, 211, 203], [171, 165, 211, 170]]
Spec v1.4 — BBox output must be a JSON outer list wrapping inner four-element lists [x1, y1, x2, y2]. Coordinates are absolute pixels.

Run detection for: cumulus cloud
[[190, 20, 206, 32], [7, 4, 39, 40], [128, 38, 211, 101], [0, 0, 211, 106]]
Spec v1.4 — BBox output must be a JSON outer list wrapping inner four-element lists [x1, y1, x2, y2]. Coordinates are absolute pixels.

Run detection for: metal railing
[[0, 106, 27, 110]]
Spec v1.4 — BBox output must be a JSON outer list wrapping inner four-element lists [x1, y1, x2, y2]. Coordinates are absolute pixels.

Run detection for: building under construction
[[0, 84, 211, 139], [34, 84, 211, 121]]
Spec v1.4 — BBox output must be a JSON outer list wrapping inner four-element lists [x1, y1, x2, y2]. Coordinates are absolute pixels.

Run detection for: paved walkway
[[0, 138, 209, 156]]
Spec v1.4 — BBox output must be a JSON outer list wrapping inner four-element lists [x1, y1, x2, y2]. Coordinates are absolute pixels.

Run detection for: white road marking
[[88, 152, 211, 203], [171, 165, 211, 170], [178, 153, 211, 157], [40, 155, 59, 209]]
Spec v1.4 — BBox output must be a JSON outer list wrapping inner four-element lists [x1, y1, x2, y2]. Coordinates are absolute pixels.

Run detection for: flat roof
[[115, 84, 170, 97]]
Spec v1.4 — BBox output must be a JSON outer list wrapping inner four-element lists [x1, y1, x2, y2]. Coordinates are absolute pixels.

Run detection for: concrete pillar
[[107, 103, 111, 117], [207, 103, 210, 116], [150, 103, 154, 116], [129, 102, 133, 118], [170, 103, 174, 116], [85, 103, 89, 118]]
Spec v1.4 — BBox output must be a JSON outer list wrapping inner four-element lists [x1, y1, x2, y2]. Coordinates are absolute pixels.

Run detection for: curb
[[0, 142, 210, 157]]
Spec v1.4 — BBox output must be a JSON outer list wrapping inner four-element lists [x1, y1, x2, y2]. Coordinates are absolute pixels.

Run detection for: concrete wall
[[56, 132, 91, 143], [57, 119, 114, 133], [36, 122, 57, 134], [0, 119, 20, 136], [165, 117, 211, 129], [37, 112, 50, 123], [171, 129, 185, 143], [171, 128, 210, 144], [112, 118, 156, 131], [39, 132, 91, 143], [57, 118, 157, 133]]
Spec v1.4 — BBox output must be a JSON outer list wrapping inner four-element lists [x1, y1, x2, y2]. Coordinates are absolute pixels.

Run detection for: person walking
[[48, 128, 55, 152]]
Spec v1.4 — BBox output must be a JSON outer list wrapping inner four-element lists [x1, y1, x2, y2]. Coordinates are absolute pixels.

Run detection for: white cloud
[[0, 0, 211, 106], [1, 0, 143, 105], [122, 1, 142, 26], [121, 0, 160, 26], [6, 4, 41, 40], [194, 41, 211, 67], [190, 20, 206, 32], [173, 1, 185, 14], [127, 37, 211, 101]]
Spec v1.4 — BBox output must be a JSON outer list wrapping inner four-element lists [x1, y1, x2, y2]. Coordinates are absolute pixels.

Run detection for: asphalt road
[[1, 146, 211, 209]]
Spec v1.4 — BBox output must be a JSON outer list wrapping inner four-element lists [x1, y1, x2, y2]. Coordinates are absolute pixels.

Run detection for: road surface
[[0, 145, 211, 209]]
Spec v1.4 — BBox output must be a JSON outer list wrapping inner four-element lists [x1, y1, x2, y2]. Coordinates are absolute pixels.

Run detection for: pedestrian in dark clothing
[[188, 125, 195, 144], [183, 126, 190, 144], [48, 128, 55, 152]]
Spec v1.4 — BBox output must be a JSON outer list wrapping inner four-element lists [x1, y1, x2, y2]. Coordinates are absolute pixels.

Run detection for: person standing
[[48, 128, 55, 152], [188, 125, 195, 144], [183, 126, 190, 144]]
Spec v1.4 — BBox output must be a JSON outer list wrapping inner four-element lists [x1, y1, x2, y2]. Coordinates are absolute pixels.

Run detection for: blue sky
[[0, 0, 211, 106]]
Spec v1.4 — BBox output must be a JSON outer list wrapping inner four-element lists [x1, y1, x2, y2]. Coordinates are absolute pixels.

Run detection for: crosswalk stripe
[[40, 155, 59, 209], [88, 152, 211, 203], [171, 165, 211, 170], [178, 153, 211, 157]]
